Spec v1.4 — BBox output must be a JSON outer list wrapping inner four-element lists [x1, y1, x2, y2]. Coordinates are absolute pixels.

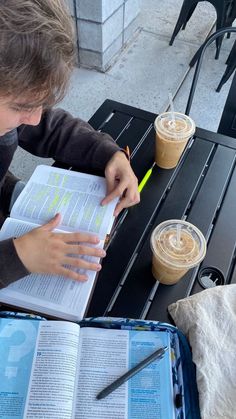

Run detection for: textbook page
[[73, 328, 174, 419], [0, 218, 102, 321], [0, 318, 80, 419], [10, 165, 118, 237]]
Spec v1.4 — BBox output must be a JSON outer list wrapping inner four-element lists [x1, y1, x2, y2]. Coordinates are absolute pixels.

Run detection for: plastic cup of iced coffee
[[150, 219, 206, 285], [154, 112, 196, 169]]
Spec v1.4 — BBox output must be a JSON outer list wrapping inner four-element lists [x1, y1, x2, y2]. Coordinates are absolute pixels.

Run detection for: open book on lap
[[0, 165, 118, 321], [0, 316, 177, 419]]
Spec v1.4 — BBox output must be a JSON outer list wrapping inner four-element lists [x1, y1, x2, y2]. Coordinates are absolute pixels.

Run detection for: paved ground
[[10, 0, 236, 180]]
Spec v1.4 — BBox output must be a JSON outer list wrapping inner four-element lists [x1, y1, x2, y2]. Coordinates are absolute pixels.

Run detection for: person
[[0, 0, 140, 288]]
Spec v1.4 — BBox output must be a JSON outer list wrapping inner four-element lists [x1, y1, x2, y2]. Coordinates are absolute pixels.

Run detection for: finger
[[67, 244, 106, 258], [63, 256, 102, 272], [105, 173, 117, 195], [114, 191, 140, 217], [101, 184, 124, 206], [56, 265, 89, 282], [57, 231, 100, 245], [41, 213, 61, 231], [114, 200, 125, 217]]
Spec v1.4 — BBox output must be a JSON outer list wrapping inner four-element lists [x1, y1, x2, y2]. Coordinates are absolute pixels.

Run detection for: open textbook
[[0, 316, 175, 419], [0, 165, 118, 321]]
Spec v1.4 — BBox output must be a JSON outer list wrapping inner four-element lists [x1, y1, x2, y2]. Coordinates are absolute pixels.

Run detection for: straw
[[168, 91, 177, 139], [168, 91, 176, 126], [176, 224, 181, 247]]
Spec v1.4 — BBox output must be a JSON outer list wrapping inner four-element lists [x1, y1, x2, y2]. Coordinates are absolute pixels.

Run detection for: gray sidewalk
[[11, 0, 235, 180]]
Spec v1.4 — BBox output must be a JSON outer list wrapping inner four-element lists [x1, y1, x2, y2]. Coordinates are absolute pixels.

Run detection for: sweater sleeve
[[4, 109, 119, 287], [18, 108, 119, 172], [0, 239, 29, 288]]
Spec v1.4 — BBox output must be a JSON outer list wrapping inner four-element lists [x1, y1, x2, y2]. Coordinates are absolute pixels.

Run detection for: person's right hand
[[13, 213, 106, 281]]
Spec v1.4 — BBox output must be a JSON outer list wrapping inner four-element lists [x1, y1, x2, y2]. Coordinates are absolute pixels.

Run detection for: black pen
[[96, 346, 168, 400]]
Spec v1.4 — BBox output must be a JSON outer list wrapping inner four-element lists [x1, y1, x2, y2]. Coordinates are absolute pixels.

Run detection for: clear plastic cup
[[150, 219, 206, 285], [154, 112, 196, 169]]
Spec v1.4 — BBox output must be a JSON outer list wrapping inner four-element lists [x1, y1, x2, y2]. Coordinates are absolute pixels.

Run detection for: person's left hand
[[101, 151, 140, 216]]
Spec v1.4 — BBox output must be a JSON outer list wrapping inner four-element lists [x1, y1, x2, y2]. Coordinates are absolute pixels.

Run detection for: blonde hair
[[0, 0, 76, 107]]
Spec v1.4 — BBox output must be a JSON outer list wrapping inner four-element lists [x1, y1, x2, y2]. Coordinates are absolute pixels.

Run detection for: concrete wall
[[67, 0, 140, 71]]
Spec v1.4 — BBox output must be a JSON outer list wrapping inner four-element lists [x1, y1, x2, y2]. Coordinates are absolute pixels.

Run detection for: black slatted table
[[83, 99, 236, 323]]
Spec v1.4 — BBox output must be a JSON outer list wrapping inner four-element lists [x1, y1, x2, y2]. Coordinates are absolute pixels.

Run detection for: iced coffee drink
[[154, 112, 196, 169], [150, 220, 206, 285]]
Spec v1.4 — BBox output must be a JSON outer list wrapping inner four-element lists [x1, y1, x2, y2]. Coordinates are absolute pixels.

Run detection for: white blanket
[[168, 285, 236, 419]]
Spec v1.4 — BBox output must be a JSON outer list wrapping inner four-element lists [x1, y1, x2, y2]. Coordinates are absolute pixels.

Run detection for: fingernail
[[79, 275, 88, 282], [96, 264, 102, 271]]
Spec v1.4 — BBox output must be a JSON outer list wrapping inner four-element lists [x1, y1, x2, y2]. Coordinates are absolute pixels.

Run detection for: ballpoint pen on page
[[96, 345, 168, 400], [138, 162, 156, 193]]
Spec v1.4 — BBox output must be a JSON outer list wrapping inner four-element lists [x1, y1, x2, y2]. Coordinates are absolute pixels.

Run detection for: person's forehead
[[11, 100, 42, 109], [0, 96, 43, 109]]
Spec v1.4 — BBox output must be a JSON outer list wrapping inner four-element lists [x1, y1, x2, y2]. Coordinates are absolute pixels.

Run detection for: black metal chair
[[216, 39, 236, 91], [218, 70, 236, 137], [170, 0, 236, 60], [185, 27, 236, 139]]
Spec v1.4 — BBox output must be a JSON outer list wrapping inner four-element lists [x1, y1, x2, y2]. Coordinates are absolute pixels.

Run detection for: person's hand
[[13, 214, 106, 281], [101, 151, 140, 216]]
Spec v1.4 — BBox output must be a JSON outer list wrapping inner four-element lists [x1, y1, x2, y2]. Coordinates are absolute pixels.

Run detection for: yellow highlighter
[[138, 163, 155, 192]]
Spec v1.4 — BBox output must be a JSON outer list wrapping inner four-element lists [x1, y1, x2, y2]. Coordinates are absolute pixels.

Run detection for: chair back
[[185, 27, 236, 116], [218, 70, 236, 138]]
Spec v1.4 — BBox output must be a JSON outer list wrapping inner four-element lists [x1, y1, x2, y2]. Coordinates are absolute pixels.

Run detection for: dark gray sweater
[[0, 108, 119, 288]]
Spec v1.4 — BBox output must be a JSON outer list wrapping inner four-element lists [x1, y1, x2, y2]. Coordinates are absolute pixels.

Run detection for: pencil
[[125, 145, 130, 161]]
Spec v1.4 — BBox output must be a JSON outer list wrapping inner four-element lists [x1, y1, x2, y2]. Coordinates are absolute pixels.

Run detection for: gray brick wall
[[67, 0, 140, 71]]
